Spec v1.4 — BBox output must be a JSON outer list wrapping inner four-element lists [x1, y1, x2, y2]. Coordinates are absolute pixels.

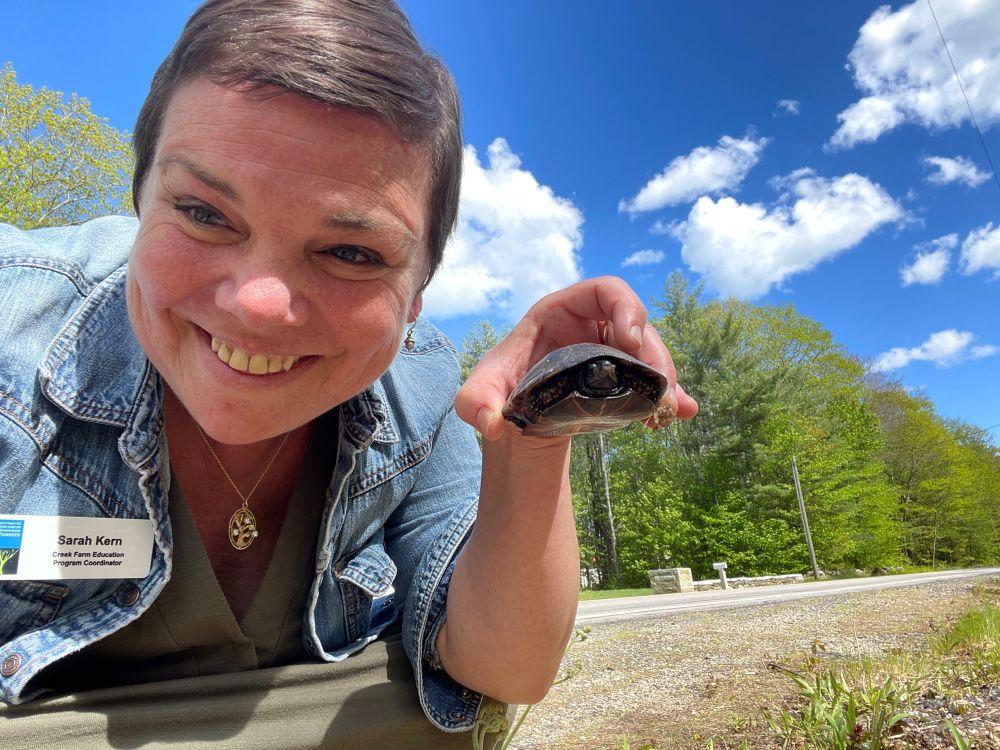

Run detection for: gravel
[[507, 577, 998, 750]]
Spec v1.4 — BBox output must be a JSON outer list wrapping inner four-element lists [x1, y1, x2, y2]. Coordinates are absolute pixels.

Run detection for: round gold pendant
[[228, 507, 259, 550]]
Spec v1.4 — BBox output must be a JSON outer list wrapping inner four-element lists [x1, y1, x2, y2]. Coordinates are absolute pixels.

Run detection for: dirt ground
[[507, 576, 999, 750]]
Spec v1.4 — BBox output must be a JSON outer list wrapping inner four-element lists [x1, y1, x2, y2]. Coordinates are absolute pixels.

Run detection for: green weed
[[946, 719, 972, 750], [934, 604, 1000, 686], [763, 663, 917, 749]]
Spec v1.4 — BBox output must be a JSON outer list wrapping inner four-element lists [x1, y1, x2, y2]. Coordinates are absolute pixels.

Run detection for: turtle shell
[[502, 343, 668, 437]]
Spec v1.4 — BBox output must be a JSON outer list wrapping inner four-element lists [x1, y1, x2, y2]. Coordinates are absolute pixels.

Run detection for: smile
[[209, 333, 302, 375]]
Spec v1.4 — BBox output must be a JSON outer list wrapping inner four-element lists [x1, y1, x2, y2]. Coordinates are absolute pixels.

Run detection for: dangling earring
[[404, 322, 416, 351]]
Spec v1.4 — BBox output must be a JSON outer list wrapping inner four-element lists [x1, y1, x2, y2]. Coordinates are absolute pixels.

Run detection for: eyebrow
[[156, 155, 419, 247], [157, 155, 240, 203], [324, 212, 418, 246]]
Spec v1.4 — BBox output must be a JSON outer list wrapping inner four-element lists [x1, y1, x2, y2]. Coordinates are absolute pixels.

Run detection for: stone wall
[[692, 573, 804, 591]]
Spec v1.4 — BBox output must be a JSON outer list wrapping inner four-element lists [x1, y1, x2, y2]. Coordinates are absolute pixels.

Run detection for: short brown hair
[[132, 0, 462, 287]]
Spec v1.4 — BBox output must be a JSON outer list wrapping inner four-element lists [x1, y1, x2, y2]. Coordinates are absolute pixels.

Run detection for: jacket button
[[1, 653, 22, 677], [458, 688, 473, 699], [450, 710, 465, 721], [119, 583, 141, 607]]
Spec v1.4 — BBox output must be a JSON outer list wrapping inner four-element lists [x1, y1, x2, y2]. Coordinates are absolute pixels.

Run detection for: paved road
[[576, 567, 1000, 626]]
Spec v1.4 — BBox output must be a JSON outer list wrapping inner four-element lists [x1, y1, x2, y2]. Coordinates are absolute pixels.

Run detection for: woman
[[0, 0, 697, 746]]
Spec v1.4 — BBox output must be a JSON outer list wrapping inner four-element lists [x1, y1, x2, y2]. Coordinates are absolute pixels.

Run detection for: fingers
[[593, 278, 647, 353], [531, 276, 648, 353], [454, 337, 524, 441]]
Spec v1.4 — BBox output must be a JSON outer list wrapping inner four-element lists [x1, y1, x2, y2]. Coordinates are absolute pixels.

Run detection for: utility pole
[[792, 456, 821, 580]]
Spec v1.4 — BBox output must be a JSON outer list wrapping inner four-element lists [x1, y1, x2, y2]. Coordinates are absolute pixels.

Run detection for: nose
[[218, 274, 303, 329]]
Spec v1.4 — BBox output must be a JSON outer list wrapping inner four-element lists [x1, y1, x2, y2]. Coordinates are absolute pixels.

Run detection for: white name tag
[[0, 515, 154, 580]]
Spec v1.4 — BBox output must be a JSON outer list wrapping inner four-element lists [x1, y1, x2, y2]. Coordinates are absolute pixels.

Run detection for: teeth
[[248, 354, 269, 375], [212, 333, 300, 375], [228, 348, 250, 372]]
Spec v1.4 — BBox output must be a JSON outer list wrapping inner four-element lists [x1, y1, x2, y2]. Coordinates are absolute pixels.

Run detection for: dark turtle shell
[[502, 343, 668, 437]]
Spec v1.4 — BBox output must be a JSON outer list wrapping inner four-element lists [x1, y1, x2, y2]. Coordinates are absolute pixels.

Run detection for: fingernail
[[475, 406, 493, 436], [630, 325, 643, 346]]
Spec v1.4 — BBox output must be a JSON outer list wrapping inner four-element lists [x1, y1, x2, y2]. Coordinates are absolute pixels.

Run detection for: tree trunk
[[585, 433, 620, 587]]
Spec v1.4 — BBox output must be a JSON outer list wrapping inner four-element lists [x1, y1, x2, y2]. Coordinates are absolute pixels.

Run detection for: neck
[[162, 386, 312, 502]]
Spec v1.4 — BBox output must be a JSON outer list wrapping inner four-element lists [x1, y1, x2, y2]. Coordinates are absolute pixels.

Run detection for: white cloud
[[619, 134, 768, 214], [923, 155, 991, 187], [672, 171, 903, 299], [830, 0, 1000, 149], [422, 138, 584, 319], [960, 222, 1000, 278], [926, 233, 960, 251], [649, 219, 676, 235], [900, 248, 949, 285], [900, 234, 957, 285], [829, 96, 904, 150], [621, 249, 665, 267], [774, 99, 801, 116], [874, 329, 997, 371]]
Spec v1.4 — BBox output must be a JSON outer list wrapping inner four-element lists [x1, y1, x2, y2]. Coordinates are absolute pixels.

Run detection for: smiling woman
[[0, 0, 695, 747]]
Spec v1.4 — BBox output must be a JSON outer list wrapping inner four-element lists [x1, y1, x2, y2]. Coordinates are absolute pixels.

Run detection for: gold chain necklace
[[194, 423, 291, 551]]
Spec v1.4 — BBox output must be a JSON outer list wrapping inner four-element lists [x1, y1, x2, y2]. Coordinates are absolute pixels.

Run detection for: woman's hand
[[455, 276, 699, 441], [440, 277, 699, 703]]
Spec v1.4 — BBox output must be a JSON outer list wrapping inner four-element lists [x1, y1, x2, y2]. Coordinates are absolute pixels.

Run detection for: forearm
[[435, 428, 580, 705]]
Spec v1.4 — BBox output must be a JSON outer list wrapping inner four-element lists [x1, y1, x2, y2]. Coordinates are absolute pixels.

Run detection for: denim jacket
[[0, 217, 484, 732]]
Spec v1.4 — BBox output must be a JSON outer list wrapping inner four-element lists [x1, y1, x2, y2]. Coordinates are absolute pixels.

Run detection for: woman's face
[[127, 77, 431, 445]]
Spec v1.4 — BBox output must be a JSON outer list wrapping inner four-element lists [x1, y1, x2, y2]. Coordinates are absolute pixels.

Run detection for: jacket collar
[[39, 266, 396, 467]]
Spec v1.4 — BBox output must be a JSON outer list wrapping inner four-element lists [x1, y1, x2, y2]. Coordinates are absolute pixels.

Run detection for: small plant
[[934, 604, 1000, 686], [946, 719, 972, 750], [764, 662, 912, 750], [471, 626, 592, 750]]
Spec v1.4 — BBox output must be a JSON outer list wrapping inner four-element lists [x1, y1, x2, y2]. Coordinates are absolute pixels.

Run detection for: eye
[[173, 201, 227, 228], [323, 245, 384, 266]]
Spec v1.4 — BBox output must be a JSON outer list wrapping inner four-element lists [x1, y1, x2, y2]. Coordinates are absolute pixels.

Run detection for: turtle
[[502, 342, 672, 438]]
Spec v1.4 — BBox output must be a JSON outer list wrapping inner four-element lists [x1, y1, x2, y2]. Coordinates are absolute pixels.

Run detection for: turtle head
[[580, 359, 619, 395]]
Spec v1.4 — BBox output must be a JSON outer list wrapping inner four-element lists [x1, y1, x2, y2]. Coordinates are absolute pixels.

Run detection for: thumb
[[455, 368, 509, 441]]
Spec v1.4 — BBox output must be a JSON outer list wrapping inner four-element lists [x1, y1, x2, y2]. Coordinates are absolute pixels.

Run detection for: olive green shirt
[[37, 425, 329, 692]]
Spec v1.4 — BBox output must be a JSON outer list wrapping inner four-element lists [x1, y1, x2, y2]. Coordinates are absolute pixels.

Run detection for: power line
[[926, 0, 1000, 195]]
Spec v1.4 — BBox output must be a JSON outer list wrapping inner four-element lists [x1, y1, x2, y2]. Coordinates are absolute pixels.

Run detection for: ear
[[408, 293, 423, 324]]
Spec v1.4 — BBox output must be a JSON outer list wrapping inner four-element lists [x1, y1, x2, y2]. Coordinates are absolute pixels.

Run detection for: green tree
[[0, 63, 134, 229], [866, 383, 1000, 569], [458, 320, 510, 383]]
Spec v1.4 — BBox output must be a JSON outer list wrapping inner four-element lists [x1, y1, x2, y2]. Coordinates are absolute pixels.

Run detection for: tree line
[[461, 275, 1000, 587]]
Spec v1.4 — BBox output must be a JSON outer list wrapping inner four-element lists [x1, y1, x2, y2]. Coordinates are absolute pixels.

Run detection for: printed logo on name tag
[[0, 515, 154, 580], [0, 518, 24, 575]]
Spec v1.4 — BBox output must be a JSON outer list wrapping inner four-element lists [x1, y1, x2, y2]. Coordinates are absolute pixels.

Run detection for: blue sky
[[2, 1, 998, 432]]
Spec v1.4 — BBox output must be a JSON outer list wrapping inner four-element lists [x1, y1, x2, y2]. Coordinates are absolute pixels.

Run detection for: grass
[[579, 587, 654, 601], [581, 564, 969, 598]]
